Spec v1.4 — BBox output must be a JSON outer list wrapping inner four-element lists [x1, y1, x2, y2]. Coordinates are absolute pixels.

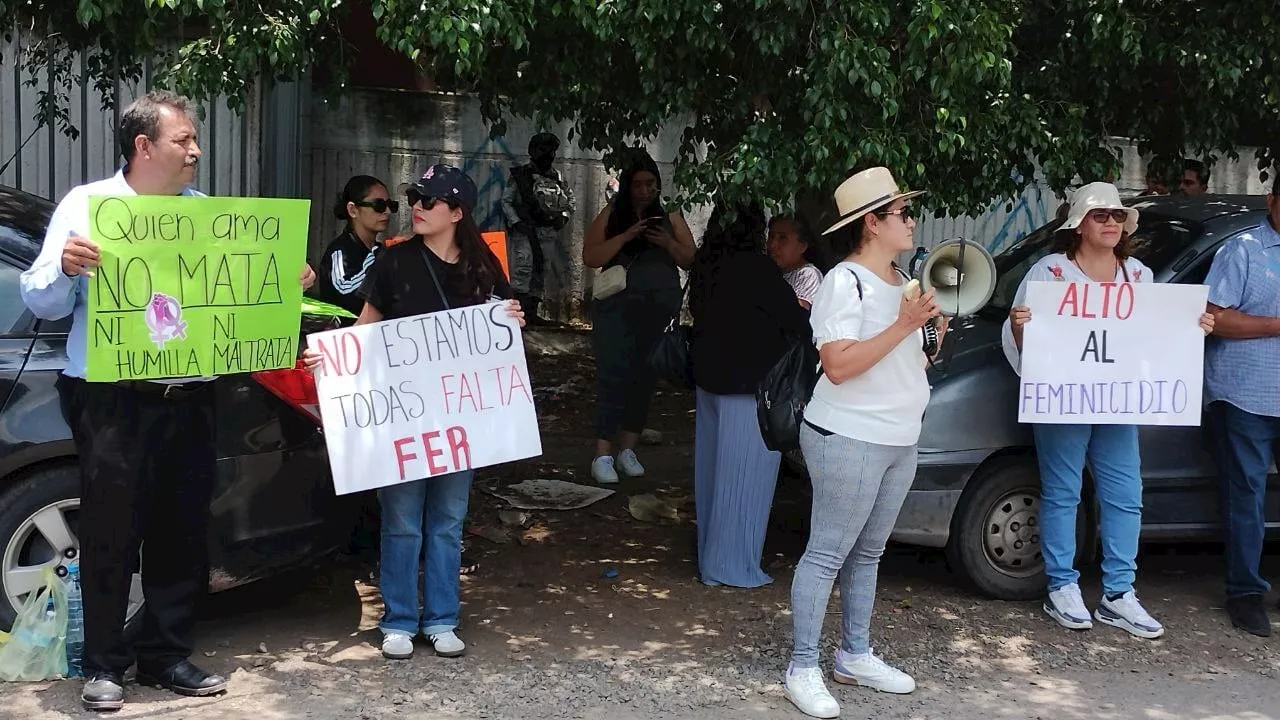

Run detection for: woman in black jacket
[[690, 203, 810, 587], [315, 175, 396, 315]]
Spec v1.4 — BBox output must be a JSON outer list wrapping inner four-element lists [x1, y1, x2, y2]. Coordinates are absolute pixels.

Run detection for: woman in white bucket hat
[[783, 167, 944, 719], [1002, 181, 1214, 641]]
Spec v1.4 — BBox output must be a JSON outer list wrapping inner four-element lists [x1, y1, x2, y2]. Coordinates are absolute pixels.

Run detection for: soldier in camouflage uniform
[[503, 132, 576, 323]]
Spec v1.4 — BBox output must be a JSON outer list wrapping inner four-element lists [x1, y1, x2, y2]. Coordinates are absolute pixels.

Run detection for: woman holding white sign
[[1002, 181, 1213, 640], [305, 164, 525, 661], [783, 168, 944, 719]]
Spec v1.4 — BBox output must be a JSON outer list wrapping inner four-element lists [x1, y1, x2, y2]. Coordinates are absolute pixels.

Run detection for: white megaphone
[[915, 238, 997, 317]]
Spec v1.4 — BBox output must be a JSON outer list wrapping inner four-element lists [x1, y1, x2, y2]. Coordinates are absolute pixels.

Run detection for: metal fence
[[0, 37, 263, 203]]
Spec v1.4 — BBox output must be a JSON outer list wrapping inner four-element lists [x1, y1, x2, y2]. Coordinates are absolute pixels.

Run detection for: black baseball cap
[[401, 164, 478, 212]]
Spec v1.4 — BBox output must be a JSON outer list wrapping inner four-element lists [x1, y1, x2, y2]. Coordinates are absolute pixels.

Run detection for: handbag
[[593, 264, 628, 300], [647, 280, 693, 387], [756, 270, 863, 452]]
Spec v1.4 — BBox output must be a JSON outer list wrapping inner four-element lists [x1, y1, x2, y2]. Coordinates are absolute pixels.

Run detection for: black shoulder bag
[[647, 277, 694, 388], [756, 270, 864, 452]]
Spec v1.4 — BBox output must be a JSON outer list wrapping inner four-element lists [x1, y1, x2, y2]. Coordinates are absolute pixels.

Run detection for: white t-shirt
[[803, 261, 930, 446], [1001, 252, 1152, 375]]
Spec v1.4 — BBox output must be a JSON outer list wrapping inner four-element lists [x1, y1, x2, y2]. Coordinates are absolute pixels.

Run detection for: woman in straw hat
[[784, 167, 942, 718], [1002, 181, 1214, 640]]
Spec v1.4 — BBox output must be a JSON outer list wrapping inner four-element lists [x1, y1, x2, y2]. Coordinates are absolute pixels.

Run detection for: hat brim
[[1061, 205, 1139, 235], [822, 190, 927, 235]]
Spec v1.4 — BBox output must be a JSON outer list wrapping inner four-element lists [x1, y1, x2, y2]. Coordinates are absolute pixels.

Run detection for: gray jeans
[[790, 423, 916, 668]]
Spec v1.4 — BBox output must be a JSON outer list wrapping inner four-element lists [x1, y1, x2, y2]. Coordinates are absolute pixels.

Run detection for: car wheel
[[946, 455, 1098, 601], [0, 464, 145, 631]]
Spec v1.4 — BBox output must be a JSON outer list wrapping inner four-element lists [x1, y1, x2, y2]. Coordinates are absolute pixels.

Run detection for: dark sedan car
[[793, 194, 1280, 600], [0, 184, 359, 629]]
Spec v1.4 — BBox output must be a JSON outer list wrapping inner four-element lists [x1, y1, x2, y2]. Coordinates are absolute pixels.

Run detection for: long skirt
[[694, 387, 782, 588]]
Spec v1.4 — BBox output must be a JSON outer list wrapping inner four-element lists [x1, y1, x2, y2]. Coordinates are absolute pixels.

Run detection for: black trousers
[[56, 375, 217, 675]]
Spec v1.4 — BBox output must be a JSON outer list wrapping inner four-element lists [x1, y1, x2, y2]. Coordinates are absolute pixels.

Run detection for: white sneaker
[[1095, 591, 1165, 639], [428, 630, 467, 657], [784, 664, 840, 718], [381, 630, 414, 659], [591, 455, 619, 484], [617, 448, 645, 477], [833, 648, 916, 694], [1044, 583, 1093, 630]]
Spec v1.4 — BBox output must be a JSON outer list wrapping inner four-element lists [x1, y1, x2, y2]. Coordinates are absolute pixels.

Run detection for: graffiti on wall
[[456, 134, 518, 231]]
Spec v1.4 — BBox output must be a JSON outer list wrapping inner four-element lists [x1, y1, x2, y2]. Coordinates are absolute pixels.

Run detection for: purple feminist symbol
[[144, 292, 188, 349]]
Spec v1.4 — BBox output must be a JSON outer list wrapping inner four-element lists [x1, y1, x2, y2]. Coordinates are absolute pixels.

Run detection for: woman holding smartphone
[[582, 150, 696, 484], [306, 164, 524, 660]]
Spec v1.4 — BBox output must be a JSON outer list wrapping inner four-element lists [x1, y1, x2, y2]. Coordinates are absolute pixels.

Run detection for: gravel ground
[[3, 332, 1278, 719]]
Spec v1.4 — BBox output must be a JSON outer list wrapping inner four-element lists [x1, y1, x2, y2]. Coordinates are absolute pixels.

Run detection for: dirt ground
[[2, 328, 1279, 719]]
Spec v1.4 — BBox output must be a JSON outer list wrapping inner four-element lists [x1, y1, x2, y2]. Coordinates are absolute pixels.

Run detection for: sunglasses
[[354, 199, 399, 213], [1087, 209, 1128, 224], [406, 190, 459, 211], [876, 206, 914, 221]]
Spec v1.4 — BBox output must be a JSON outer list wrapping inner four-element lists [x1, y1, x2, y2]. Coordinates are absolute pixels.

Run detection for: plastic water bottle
[[64, 562, 84, 678]]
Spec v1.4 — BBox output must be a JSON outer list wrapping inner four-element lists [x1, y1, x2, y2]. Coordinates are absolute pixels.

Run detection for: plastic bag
[[0, 567, 69, 682], [756, 338, 822, 453]]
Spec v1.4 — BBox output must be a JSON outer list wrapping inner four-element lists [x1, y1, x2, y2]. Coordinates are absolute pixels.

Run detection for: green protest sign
[[85, 195, 311, 382]]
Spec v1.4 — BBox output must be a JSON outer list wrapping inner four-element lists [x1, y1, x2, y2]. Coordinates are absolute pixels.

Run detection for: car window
[[1175, 249, 1217, 286], [0, 259, 31, 334]]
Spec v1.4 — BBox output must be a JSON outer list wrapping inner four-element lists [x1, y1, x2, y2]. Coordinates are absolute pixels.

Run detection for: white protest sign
[[1018, 281, 1208, 426], [307, 301, 542, 495]]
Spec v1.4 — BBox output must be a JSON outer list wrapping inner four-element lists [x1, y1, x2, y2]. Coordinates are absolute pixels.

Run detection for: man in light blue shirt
[[19, 90, 314, 710], [1203, 179, 1280, 638]]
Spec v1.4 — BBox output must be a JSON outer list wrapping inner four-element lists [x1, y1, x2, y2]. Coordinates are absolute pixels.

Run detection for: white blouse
[[803, 261, 931, 446], [1001, 252, 1152, 375]]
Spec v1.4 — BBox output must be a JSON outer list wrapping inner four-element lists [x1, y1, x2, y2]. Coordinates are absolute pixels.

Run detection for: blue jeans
[[1207, 401, 1279, 598], [377, 470, 473, 636], [1033, 423, 1142, 596]]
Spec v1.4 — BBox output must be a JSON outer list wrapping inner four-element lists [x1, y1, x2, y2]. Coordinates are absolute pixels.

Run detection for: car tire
[[0, 464, 145, 633], [946, 455, 1097, 601]]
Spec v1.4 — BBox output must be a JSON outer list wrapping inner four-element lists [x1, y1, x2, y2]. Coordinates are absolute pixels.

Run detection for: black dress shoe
[[82, 671, 125, 711], [1226, 594, 1272, 637], [136, 659, 228, 697]]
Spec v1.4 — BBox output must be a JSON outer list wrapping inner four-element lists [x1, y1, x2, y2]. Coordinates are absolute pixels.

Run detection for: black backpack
[[756, 270, 864, 452]]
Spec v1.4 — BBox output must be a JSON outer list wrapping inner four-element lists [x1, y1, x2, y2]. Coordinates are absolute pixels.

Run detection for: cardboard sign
[[308, 301, 541, 494], [84, 195, 310, 382], [1018, 281, 1208, 425]]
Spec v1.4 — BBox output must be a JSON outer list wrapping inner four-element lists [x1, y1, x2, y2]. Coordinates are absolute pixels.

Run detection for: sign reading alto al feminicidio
[[308, 302, 542, 495], [85, 195, 310, 382], [1018, 281, 1209, 426]]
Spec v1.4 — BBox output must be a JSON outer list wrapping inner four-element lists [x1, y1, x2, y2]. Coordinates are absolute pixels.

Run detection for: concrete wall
[[305, 88, 711, 321]]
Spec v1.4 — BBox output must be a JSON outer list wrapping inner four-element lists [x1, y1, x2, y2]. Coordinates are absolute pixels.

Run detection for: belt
[[117, 380, 210, 400]]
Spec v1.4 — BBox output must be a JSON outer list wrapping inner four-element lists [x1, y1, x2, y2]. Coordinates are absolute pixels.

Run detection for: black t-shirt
[[360, 237, 513, 320]]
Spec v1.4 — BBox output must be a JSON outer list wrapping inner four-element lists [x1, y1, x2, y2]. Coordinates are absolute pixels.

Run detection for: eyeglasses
[[406, 190, 458, 211], [876, 207, 914, 221], [1087, 209, 1128, 224], [354, 199, 399, 213]]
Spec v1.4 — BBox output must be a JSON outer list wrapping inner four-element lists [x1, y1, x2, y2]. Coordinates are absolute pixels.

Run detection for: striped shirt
[[784, 263, 823, 304]]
